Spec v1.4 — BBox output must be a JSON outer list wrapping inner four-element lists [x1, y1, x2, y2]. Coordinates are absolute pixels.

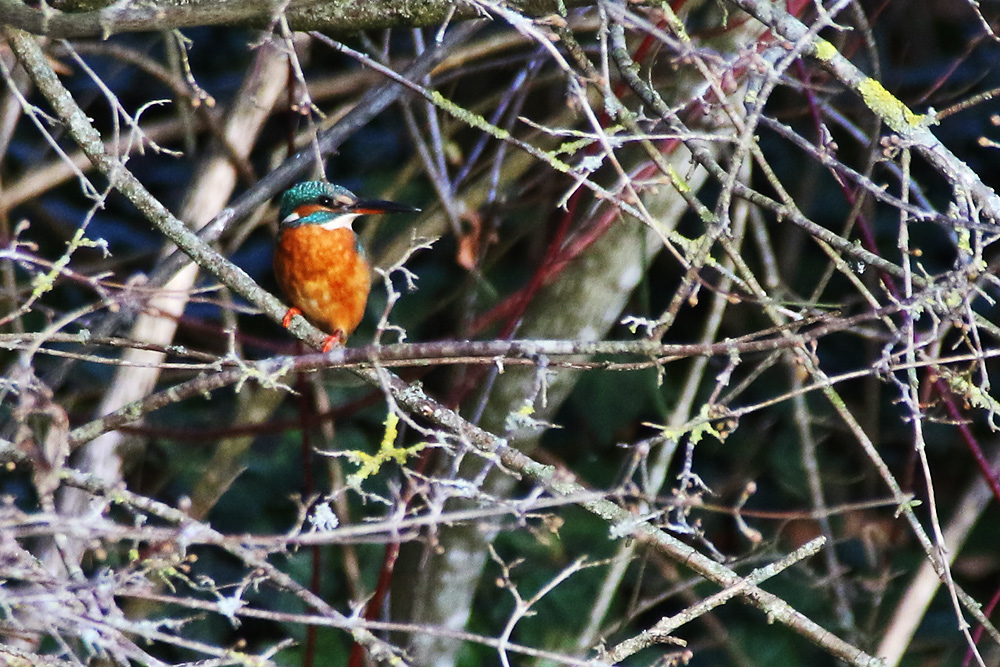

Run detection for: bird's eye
[[316, 195, 335, 207]]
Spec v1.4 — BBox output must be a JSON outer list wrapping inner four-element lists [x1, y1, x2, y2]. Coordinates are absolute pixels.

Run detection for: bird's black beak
[[350, 199, 421, 215]]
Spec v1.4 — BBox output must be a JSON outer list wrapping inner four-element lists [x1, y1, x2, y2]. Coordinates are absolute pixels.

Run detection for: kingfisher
[[274, 181, 418, 351]]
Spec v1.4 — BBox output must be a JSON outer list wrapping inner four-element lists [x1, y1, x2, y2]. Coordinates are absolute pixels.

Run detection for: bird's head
[[278, 181, 418, 231]]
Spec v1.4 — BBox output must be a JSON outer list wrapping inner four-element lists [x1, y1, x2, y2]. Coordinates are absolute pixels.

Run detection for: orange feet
[[321, 330, 346, 353], [282, 308, 345, 352], [282, 307, 303, 329]]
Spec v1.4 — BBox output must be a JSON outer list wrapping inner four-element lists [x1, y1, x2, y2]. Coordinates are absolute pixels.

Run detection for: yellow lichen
[[858, 78, 924, 133], [344, 411, 426, 488], [812, 38, 838, 62], [651, 404, 725, 445], [667, 165, 690, 193]]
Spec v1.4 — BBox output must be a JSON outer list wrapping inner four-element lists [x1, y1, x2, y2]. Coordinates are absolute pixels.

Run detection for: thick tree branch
[[0, 0, 576, 38]]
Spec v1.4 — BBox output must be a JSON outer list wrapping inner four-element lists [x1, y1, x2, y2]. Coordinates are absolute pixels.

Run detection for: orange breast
[[273, 225, 371, 338]]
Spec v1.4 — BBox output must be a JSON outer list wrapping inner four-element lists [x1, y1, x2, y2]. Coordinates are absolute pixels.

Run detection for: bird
[[273, 181, 418, 352]]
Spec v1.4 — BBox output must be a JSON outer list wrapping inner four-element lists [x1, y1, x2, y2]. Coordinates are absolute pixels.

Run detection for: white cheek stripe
[[320, 213, 359, 230], [281, 211, 358, 230]]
